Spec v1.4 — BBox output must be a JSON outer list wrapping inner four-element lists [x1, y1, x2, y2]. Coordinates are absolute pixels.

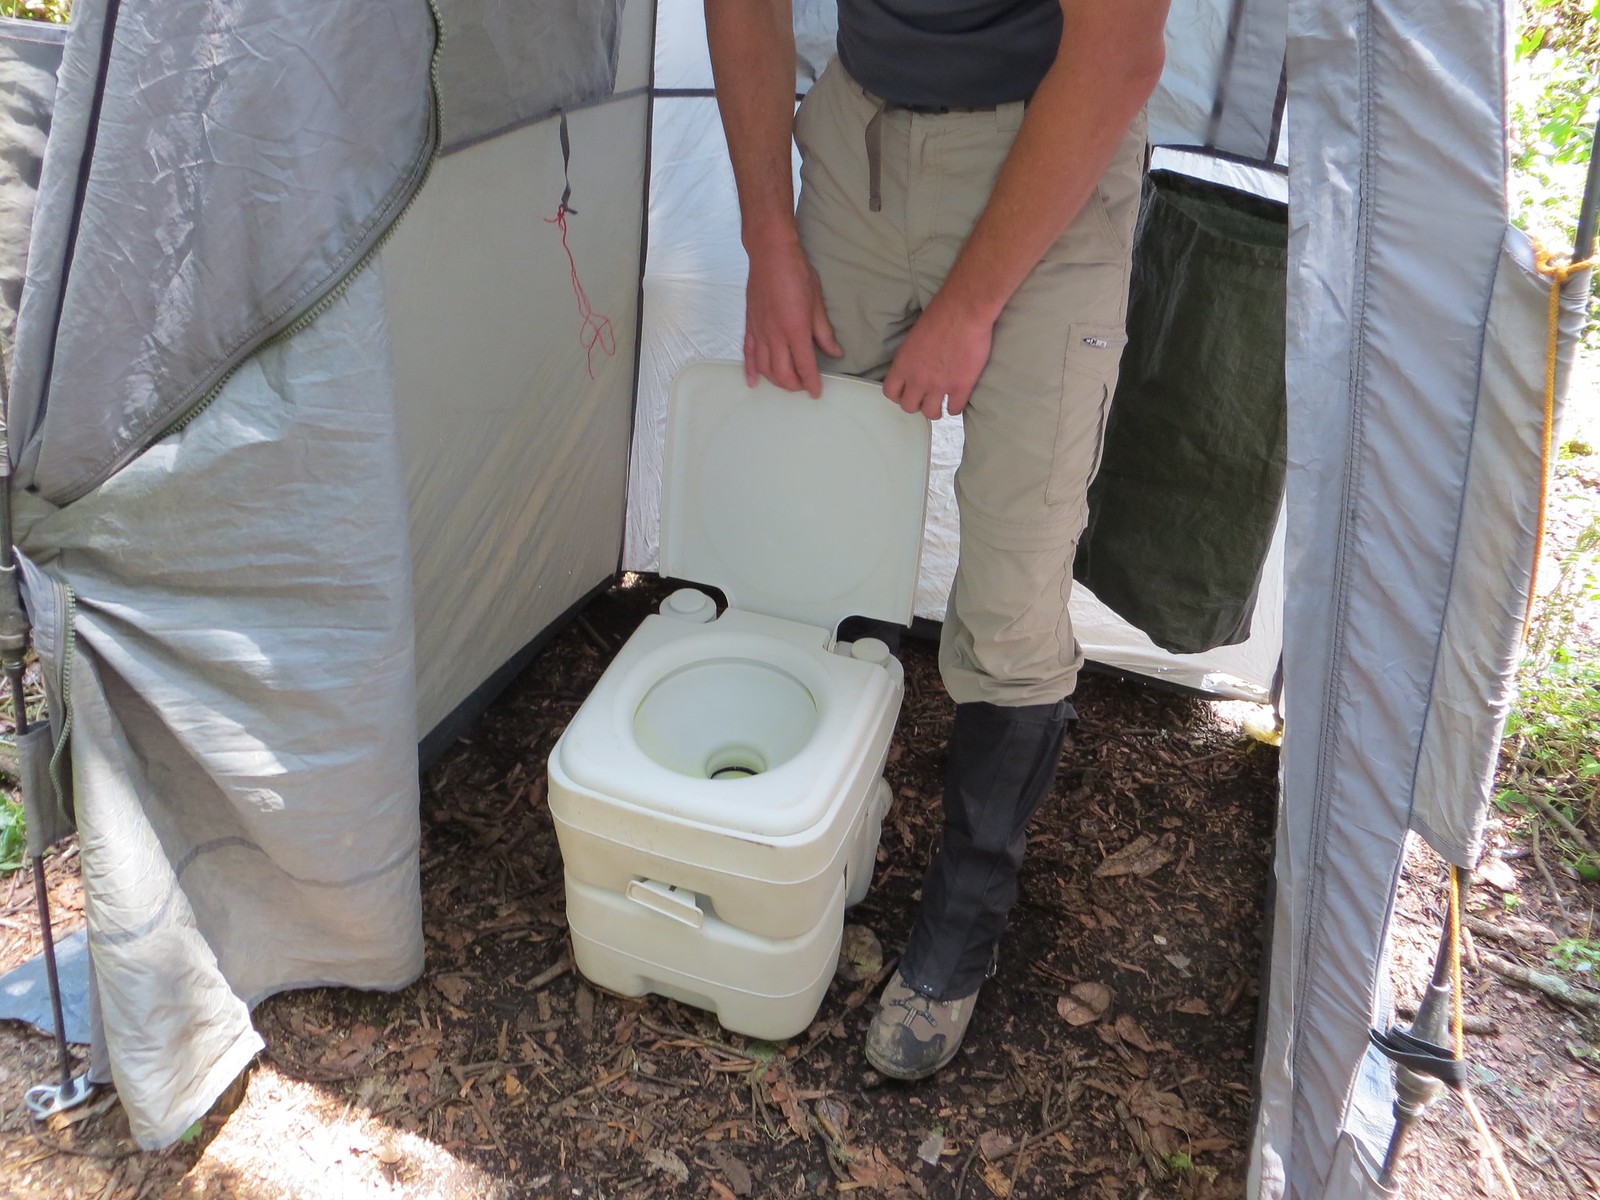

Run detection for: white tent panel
[[385, 97, 647, 739]]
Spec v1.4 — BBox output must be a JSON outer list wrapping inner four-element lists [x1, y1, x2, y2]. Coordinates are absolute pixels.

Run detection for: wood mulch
[[2, 571, 1595, 1199], [0, 574, 1278, 1198]]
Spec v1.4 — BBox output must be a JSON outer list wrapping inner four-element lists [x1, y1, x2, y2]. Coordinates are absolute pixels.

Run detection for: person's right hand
[[743, 240, 843, 398]]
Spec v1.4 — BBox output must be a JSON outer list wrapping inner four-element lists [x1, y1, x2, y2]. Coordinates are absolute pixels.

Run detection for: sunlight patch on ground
[[1209, 699, 1280, 746], [190, 1066, 512, 1200]]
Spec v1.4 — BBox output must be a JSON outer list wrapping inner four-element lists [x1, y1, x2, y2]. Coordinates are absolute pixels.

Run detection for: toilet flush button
[[662, 588, 715, 623], [851, 637, 892, 667]]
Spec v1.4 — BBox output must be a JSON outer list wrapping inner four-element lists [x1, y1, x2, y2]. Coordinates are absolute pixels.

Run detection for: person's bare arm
[[883, 0, 1170, 420], [705, 0, 841, 397]]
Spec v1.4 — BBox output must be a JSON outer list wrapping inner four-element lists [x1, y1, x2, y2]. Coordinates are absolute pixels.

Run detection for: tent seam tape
[[1289, 0, 1378, 1178]]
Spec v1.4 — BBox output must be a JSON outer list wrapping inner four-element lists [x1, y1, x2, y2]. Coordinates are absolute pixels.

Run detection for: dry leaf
[[1114, 1014, 1169, 1054], [1057, 981, 1113, 1026], [770, 1079, 812, 1141], [325, 1023, 379, 1069], [1093, 833, 1177, 878], [433, 975, 471, 1006], [707, 1145, 753, 1196], [575, 982, 595, 1034], [1174, 997, 1211, 1016], [981, 1162, 1013, 1197], [503, 1072, 523, 1098], [644, 1147, 690, 1184], [848, 1146, 908, 1189], [836, 924, 884, 982], [978, 1130, 1014, 1161], [1475, 855, 1518, 892]]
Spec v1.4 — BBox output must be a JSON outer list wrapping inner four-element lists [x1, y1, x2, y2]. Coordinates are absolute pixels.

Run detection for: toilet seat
[[552, 608, 896, 838]]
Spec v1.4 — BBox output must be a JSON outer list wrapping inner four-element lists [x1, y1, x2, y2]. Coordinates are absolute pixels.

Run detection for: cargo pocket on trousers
[[1046, 323, 1128, 507]]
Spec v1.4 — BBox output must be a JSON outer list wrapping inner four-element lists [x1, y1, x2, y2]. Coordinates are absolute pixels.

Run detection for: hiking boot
[[863, 969, 980, 1080]]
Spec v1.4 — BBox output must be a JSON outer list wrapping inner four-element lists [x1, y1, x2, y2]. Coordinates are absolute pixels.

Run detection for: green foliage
[[1509, 0, 1599, 347], [1504, 510, 1600, 874], [0, 0, 71, 22], [1548, 936, 1600, 973], [0, 792, 24, 874]]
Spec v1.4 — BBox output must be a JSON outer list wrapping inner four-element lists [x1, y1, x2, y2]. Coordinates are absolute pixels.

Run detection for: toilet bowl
[[547, 362, 931, 1038]]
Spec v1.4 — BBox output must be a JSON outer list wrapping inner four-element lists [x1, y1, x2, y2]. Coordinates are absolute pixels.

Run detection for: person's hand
[[744, 240, 843, 398], [882, 296, 996, 420]]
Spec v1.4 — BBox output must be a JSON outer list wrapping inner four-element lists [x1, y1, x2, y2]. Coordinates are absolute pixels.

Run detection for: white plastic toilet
[[546, 361, 931, 1039]]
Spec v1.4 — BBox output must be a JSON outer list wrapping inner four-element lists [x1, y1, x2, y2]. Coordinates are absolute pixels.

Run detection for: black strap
[[1369, 1026, 1467, 1089], [558, 112, 576, 214]]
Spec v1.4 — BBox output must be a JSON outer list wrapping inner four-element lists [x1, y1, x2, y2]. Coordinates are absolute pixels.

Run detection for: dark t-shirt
[[836, 0, 1062, 108]]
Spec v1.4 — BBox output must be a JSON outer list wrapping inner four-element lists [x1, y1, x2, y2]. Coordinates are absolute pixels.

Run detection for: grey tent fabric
[[1075, 171, 1287, 655], [0, 21, 63, 359], [1153, 0, 1286, 162], [5, 0, 438, 505], [435, 0, 626, 153], [1207, 0, 1287, 159], [1251, 0, 1555, 1195], [13, 265, 423, 1148], [4, 0, 440, 1147], [1410, 238, 1592, 864]]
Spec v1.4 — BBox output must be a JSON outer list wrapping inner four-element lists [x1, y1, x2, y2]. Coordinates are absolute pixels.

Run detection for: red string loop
[[545, 204, 617, 380]]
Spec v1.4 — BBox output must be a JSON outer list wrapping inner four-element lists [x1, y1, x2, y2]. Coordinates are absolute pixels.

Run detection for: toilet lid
[[660, 362, 932, 632]]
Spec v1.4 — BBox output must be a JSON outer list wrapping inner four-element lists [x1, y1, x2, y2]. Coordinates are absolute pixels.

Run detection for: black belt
[[889, 101, 1002, 115]]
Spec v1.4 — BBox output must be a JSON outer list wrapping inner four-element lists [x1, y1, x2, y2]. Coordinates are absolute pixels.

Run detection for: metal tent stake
[[0, 379, 93, 1119]]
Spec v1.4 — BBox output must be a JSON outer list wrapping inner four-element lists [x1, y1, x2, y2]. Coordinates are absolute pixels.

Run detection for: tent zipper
[[45, 575, 75, 823], [58, 0, 446, 503]]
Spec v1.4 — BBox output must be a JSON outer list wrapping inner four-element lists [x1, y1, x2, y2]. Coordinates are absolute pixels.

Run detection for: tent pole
[[0, 359, 93, 1120], [1378, 872, 1472, 1187], [1572, 117, 1600, 267]]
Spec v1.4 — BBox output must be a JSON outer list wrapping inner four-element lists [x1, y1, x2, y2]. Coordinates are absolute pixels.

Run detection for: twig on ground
[[1480, 951, 1600, 1010], [1464, 914, 1551, 953], [447, 1064, 508, 1159], [1459, 1088, 1526, 1200], [526, 953, 571, 992], [545, 1053, 635, 1116], [1523, 791, 1596, 857], [1530, 822, 1570, 920], [635, 1014, 751, 1061], [954, 1142, 983, 1200], [1395, 1002, 1499, 1035]]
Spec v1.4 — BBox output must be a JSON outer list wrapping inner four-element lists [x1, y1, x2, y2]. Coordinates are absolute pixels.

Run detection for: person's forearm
[[705, 0, 800, 253], [935, 2, 1169, 325]]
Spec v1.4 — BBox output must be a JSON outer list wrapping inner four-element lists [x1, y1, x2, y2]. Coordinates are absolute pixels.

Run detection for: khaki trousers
[[794, 60, 1145, 706]]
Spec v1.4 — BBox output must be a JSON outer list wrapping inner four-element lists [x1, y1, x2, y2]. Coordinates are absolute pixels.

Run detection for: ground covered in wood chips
[[1, 575, 1280, 1199], [3, 555, 1597, 1199]]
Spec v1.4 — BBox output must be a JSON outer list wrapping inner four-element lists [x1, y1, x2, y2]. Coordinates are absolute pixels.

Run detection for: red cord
[[545, 205, 617, 380]]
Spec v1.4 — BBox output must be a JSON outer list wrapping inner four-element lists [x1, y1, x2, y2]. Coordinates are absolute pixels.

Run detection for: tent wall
[[0, 19, 64, 361], [626, 0, 1286, 698], [383, 0, 653, 742], [1252, 2, 1574, 1195], [5, 0, 438, 504], [434, 0, 627, 152]]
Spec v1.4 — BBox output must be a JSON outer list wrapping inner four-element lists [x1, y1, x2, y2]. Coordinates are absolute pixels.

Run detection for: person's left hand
[[882, 296, 996, 420]]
